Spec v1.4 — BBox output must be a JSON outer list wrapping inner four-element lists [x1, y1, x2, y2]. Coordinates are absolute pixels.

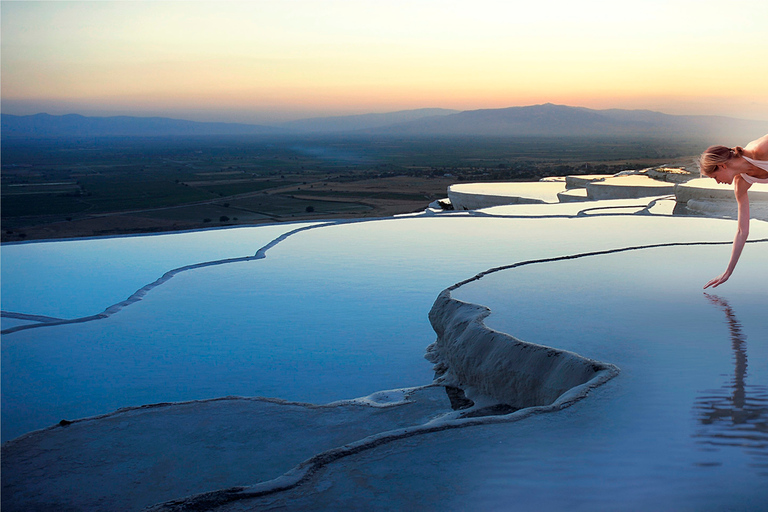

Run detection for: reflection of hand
[[704, 271, 731, 289], [703, 292, 728, 309]]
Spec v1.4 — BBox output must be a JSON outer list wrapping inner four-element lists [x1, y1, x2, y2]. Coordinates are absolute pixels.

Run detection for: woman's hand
[[704, 176, 751, 290], [704, 271, 731, 289]]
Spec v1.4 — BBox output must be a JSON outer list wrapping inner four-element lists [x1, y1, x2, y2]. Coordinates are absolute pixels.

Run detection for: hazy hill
[[277, 108, 458, 133], [370, 103, 768, 143], [0, 113, 278, 138], [3, 105, 766, 143], [0, 109, 457, 138]]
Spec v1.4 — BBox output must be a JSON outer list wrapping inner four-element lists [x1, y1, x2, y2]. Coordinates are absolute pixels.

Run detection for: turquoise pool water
[[2, 204, 767, 511]]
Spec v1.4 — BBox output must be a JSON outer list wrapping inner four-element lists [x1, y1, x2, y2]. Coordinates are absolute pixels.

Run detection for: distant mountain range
[[278, 108, 458, 133], [0, 113, 278, 138], [366, 104, 768, 143], [3, 104, 767, 142]]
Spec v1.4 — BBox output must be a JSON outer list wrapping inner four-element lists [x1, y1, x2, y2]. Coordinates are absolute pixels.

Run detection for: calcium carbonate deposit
[[3, 195, 768, 511]]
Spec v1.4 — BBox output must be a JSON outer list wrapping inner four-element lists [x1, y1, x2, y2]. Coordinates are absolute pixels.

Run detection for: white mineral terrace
[[448, 169, 768, 221], [2, 180, 768, 511], [677, 177, 768, 220]]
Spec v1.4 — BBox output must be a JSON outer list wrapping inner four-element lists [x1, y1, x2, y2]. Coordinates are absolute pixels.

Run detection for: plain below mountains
[[3, 104, 766, 142]]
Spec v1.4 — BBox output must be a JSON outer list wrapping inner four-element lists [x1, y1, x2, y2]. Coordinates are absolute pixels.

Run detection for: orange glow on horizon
[[2, 0, 767, 123]]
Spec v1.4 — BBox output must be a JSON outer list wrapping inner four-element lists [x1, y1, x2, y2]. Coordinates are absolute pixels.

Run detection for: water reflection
[[692, 294, 768, 475]]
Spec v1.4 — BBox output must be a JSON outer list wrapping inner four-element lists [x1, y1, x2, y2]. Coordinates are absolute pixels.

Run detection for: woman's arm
[[704, 176, 752, 289]]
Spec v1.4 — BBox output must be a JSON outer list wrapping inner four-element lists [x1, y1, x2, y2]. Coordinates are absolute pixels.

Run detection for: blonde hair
[[699, 145, 743, 176]]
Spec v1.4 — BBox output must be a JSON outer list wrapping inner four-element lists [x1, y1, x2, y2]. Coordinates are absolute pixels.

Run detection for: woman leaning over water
[[699, 134, 768, 289]]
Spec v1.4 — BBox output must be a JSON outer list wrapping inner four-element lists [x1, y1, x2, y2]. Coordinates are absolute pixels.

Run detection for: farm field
[[1, 135, 702, 241]]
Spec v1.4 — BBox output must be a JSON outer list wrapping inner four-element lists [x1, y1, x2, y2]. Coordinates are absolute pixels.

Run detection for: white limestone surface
[[448, 182, 566, 210], [675, 177, 768, 204], [448, 175, 680, 211], [477, 195, 678, 217], [3, 200, 768, 511], [675, 178, 768, 221], [426, 290, 616, 409], [557, 187, 589, 202], [586, 174, 676, 200], [564, 174, 613, 189]]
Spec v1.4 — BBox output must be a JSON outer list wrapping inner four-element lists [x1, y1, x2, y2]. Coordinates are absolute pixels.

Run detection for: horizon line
[[4, 103, 768, 126]]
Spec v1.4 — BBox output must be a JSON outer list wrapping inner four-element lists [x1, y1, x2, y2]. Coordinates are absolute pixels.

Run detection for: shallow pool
[[2, 201, 767, 511]]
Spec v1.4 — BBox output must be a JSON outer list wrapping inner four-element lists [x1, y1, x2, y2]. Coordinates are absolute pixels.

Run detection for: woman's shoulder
[[744, 134, 768, 159]]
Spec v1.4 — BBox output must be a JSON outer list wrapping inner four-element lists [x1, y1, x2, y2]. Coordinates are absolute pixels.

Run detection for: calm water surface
[[2, 212, 767, 510]]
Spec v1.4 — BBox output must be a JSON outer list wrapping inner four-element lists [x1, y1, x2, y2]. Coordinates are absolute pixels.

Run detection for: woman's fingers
[[703, 273, 729, 289]]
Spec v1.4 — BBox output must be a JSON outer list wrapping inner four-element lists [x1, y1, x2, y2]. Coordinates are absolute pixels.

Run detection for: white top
[[741, 156, 768, 184]]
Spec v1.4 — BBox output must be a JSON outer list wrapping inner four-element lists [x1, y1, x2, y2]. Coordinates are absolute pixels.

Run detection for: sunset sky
[[2, 0, 767, 124]]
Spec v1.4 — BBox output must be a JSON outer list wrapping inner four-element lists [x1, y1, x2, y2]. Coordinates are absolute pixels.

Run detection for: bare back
[[744, 134, 768, 160]]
